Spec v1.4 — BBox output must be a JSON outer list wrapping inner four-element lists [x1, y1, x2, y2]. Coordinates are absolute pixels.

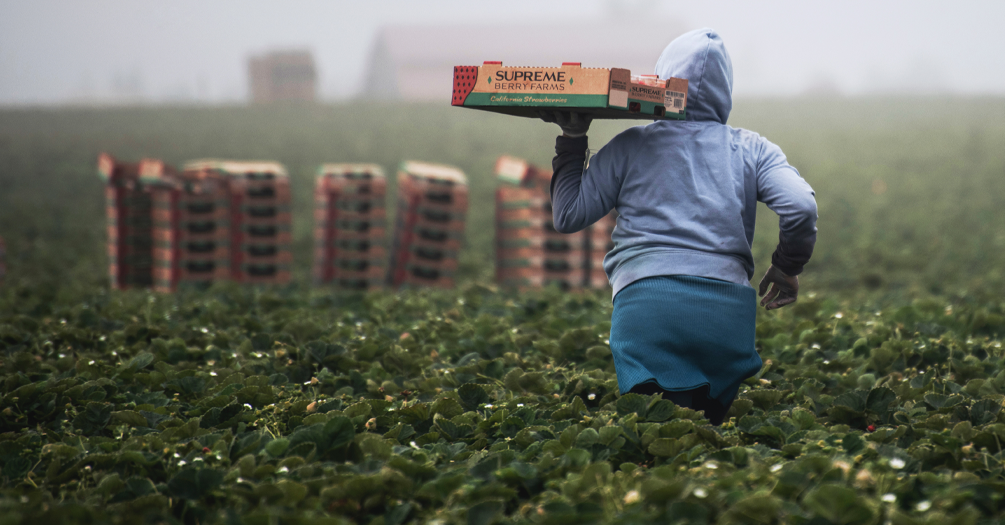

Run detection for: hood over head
[[655, 28, 733, 123]]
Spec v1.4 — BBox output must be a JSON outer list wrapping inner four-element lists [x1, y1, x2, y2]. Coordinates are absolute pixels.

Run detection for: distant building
[[361, 21, 687, 100], [248, 51, 317, 103]]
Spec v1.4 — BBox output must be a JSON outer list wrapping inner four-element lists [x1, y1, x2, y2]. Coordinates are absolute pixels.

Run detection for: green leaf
[[575, 427, 599, 448], [73, 402, 112, 435], [659, 420, 694, 439], [343, 401, 372, 419], [599, 425, 622, 445], [128, 352, 155, 371], [648, 438, 683, 457], [166, 468, 224, 500], [110, 410, 148, 427], [971, 398, 1001, 425], [924, 393, 963, 410], [458, 383, 490, 411], [833, 391, 866, 413], [435, 416, 461, 440], [172, 375, 206, 396], [125, 477, 156, 497], [357, 434, 393, 460], [736, 415, 763, 434], [802, 484, 874, 525], [724, 492, 783, 523], [265, 438, 290, 457], [431, 397, 464, 419], [395, 401, 428, 423], [276, 479, 307, 504], [386, 502, 413, 525], [324, 416, 357, 450], [616, 393, 649, 417], [564, 448, 591, 467], [288, 416, 355, 455], [286, 442, 317, 461], [726, 399, 754, 419], [747, 390, 783, 410], [467, 500, 504, 525], [2, 457, 31, 479], [841, 433, 865, 454], [866, 387, 897, 415], [646, 400, 676, 422]]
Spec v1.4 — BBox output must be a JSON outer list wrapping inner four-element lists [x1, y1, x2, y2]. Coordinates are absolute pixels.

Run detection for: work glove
[[758, 265, 799, 310], [538, 111, 593, 138]]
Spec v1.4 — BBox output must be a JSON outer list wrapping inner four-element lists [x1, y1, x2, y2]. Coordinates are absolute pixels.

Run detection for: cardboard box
[[317, 163, 385, 183], [388, 161, 468, 289], [495, 154, 605, 290], [494, 155, 546, 186], [315, 225, 387, 243], [316, 178, 387, 197], [453, 62, 688, 120], [180, 160, 293, 286], [313, 163, 390, 287], [314, 251, 388, 267], [184, 159, 288, 179], [235, 266, 292, 285], [100, 154, 158, 290]]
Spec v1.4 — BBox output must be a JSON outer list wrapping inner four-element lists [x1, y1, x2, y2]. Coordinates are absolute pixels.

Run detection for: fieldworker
[[541, 28, 818, 426]]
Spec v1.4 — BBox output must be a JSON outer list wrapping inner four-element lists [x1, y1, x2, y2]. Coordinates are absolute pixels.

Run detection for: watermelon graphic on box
[[452, 62, 687, 121]]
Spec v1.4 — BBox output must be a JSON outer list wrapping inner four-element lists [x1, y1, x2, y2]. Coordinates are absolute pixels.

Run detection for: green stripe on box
[[464, 93, 610, 108]]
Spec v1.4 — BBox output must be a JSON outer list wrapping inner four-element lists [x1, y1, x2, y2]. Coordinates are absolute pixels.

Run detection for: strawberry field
[[2, 99, 1005, 524]]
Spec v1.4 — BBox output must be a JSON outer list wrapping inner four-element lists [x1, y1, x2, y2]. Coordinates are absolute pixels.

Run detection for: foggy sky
[[1, 0, 1003, 105]]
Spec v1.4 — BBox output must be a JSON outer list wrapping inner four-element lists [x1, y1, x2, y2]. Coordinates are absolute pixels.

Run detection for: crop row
[[2, 285, 1005, 523]]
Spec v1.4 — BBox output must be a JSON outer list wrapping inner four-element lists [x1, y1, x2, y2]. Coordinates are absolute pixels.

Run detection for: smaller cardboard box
[[621, 73, 688, 117], [453, 62, 687, 120]]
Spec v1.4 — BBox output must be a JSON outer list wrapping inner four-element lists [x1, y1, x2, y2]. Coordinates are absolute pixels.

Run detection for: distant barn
[[361, 21, 688, 100], [248, 51, 317, 103]]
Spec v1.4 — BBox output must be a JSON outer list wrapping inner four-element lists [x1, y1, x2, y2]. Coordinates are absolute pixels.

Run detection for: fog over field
[[6, 4, 1005, 524], [1, 0, 1004, 105]]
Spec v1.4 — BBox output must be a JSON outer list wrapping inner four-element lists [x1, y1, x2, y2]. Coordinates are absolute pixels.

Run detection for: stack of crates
[[185, 160, 293, 285], [389, 161, 468, 289], [494, 155, 588, 290], [585, 212, 617, 289], [98, 153, 154, 290], [312, 164, 388, 290], [147, 160, 232, 292]]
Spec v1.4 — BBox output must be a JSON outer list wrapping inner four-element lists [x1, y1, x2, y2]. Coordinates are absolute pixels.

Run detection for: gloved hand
[[758, 265, 799, 310], [538, 111, 593, 138]]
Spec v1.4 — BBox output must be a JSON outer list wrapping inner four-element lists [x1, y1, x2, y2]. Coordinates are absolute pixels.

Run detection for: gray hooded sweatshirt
[[550, 28, 818, 296]]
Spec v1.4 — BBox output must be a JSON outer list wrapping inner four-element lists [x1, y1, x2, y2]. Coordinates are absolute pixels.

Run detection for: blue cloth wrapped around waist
[[610, 275, 762, 407]]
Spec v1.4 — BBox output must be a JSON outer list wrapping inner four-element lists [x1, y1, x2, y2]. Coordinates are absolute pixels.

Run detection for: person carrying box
[[542, 28, 818, 425]]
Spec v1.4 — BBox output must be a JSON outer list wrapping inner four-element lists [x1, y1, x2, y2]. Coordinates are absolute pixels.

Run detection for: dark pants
[[628, 381, 733, 426]]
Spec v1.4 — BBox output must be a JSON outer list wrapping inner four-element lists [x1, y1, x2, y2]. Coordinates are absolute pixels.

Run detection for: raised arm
[[547, 115, 632, 233]]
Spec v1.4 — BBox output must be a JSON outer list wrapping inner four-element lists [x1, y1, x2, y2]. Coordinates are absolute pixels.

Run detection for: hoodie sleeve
[[550, 131, 632, 233], [755, 138, 818, 276]]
